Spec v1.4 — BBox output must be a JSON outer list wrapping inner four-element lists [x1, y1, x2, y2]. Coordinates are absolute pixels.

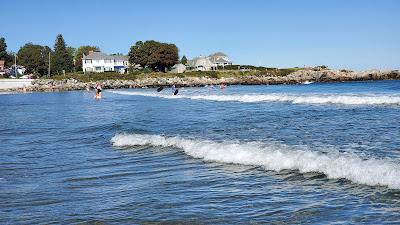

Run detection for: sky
[[2, 0, 399, 70]]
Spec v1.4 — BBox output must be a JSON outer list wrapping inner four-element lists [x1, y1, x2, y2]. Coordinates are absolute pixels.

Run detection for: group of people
[[207, 83, 226, 90], [156, 85, 179, 95]]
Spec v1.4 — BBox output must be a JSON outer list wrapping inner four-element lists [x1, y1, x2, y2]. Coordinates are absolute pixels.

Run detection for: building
[[187, 55, 217, 71], [0, 60, 4, 71], [9, 65, 26, 77], [170, 63, 186, 73], [82, 51, 129, 74], [209, 52, 232, 67]]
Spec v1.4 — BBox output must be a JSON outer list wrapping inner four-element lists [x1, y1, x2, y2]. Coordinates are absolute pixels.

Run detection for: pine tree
[[0, 37, 7, 60], [181, 55, 187, 65], [52, 34, 73, 75]]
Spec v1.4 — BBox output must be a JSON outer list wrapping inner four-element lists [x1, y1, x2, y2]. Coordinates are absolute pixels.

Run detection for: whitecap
[[111, 133, 400, 189], [109, 90, 400, 106]]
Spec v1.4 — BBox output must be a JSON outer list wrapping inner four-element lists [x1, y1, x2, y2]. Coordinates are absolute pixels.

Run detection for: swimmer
[[95, 83, 102, 99]]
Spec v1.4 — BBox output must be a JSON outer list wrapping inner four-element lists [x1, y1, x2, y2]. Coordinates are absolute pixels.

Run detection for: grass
[[50, 68, 305, 82], [264, 68, 304, 76], [52, 71, 139, 82]]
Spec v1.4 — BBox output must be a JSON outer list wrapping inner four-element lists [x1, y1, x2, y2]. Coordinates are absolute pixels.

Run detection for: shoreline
[[1, 69, 399, 93]]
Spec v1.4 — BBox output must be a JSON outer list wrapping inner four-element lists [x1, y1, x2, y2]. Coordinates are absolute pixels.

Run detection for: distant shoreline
[[1, 69, 399, 93]]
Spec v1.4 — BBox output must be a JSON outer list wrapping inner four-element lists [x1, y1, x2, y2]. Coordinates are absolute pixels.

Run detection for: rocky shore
[[3, 69, 400, 92]]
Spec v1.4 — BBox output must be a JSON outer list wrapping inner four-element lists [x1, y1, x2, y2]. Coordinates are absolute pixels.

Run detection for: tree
[[17, 43, 52, 76], [67, 47, 76, 69], [129, 41, 147, 67], [4, 52, 14, 67], [0, 37, 7, 60], [152, 43, 179, 71], [74, 46, 100, 71], [181, 55, 187, 65], [129, 40, 178, 72], [0, 38, 14, 67], [52, 34, 73, 74]]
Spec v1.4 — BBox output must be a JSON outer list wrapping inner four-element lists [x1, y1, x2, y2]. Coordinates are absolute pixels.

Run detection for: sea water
[[1, 80, 399, 224]]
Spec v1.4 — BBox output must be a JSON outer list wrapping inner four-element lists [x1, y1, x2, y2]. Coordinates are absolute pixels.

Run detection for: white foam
[[0, 92, 15, 95], [109, 90, 400, 106], [111, 134, 400, 189], [110, 90, 178, 99]]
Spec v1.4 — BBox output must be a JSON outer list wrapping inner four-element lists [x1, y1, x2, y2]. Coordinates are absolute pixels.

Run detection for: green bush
[[142, 68, 153, 74]]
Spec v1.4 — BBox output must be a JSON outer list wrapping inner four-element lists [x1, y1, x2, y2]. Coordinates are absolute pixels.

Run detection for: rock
[[22, 69, 400, 92]]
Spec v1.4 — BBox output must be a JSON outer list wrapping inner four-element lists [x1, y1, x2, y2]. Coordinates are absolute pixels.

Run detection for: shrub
[[142, 68, 152, 74]]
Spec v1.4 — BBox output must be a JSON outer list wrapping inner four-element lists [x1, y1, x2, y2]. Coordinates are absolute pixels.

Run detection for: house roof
[[83, 52, 110, 60], [208, 52, 232, 63], [187, 56, 216, 67], [83, 52, 128, 61], [209, 52, 227, 57], [112, 55, 128, 61], [172, 63, 186, 69]]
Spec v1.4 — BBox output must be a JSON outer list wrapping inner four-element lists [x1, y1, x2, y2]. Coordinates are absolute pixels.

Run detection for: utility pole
[[48, 51, 51, 78], [14, 54, 17, 78]]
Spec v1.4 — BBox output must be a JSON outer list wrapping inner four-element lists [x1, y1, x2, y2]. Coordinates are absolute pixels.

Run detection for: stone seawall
[[0, 79, 34, 90], [2, 69, 399, 92]]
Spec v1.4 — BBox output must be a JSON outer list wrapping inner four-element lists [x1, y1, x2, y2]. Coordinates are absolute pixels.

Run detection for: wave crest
[[110, 90, 400, 105], [111, 134, 400, 189]]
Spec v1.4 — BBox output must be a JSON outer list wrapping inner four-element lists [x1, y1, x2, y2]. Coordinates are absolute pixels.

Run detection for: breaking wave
[[111, 133, 400, 189], [109, 90, 400, 105]]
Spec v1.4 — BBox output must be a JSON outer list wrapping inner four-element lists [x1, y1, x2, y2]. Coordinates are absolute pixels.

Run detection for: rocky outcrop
[[285, 69, 400, 83], [3, 69, 399, 93]]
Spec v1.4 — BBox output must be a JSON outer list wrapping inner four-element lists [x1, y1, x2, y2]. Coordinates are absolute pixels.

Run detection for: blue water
[[1, 80, 400, 224]]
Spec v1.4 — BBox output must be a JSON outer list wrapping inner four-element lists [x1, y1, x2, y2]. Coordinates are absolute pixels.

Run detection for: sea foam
[[110, 90, 400, 106], [0, 92, 15, 95], [111, 133, 400, 189]]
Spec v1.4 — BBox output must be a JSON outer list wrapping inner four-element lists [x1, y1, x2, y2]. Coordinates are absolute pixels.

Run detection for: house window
[[95, 67, 102, 71], [85, 59, 92, 64], [104, 59, 112, 63]]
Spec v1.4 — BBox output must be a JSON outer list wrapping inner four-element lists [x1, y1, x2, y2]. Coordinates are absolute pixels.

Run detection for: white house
[[82, 51, 129, 74], [187, 55, 217, 71], [209, 52, 232, 67]]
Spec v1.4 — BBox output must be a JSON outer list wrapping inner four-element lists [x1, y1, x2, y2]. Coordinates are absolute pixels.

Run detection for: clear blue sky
[[2, 0, 399, 70]]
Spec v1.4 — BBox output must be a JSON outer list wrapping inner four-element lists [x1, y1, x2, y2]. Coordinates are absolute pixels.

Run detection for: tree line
[[0, 35, 187, 77], [1, 35, 77, 76]]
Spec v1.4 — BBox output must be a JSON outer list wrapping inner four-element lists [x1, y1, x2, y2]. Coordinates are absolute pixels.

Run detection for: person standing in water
[[95, 83, 102, 99]]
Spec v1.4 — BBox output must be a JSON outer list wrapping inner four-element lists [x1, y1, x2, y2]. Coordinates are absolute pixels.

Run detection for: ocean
[[1, 80, 399, 224]]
